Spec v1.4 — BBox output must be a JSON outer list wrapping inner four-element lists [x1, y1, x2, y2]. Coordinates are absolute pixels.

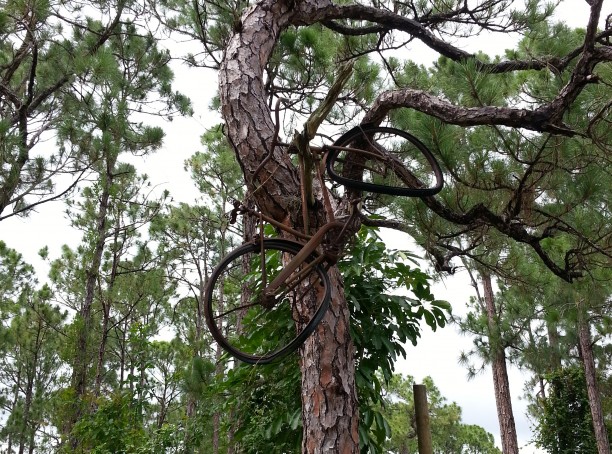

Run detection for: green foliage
[[4, 0, 612, 453], [344, 228, 449, 371], [131, 424, 185, 454], [0, 0, 190, 218], [0, 243, 66, 453], [68, 391, 146, 454], [342, 227, 451, 452], [216, 361, 303, 453], [533, 366, 600, 454], [380, 374, 501, 454], [196, 227, 449, 453], [0, 240, 36, 303], [188, 124, 245, 209]]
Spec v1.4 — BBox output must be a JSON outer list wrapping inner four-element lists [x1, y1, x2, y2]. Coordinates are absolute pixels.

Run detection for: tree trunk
[[218, 1, 359, 451], [546, 319, 562, 372], [71, 184, 109, 397], [93, 299, 110, 396], [28, 429, 36, 454], [66, 187, 108, 441], [18, 318, 44, 454], [413, 384, 433, 454], [18, 369, 35, 454], [67, 152, 115, 445], [482, 273, 519, 454], [7, 363, 22, 454], [300, 268, 359, 453], [94, 219, 123, 396], [577, 305, 611, 454], [119, 320, 127, 388], [157, 385, 168, 428]]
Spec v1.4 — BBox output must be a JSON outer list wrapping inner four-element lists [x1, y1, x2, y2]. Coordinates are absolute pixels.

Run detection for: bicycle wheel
[[326, 125, 443, 197], [204, 239, 331, 364]]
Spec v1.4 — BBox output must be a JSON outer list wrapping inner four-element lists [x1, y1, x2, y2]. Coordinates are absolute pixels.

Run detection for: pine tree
[[159, 1, 612, 450]]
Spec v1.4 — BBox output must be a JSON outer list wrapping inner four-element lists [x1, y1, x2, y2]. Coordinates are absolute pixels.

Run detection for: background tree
[[0, 244, 66, 453], [48, 166, 174, 449], [2, 0, 612, 452], [150, 125, 244, 452], [381, 373, 501, 454], [459, 251, 612, 454], [534, 366, 600, 454], [0, 0, 189, 219]]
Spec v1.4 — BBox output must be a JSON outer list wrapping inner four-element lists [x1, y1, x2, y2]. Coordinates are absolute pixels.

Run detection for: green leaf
[[289, 408, 301, 430]]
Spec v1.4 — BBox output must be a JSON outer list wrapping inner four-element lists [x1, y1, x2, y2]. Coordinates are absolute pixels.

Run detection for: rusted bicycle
[[204, 121, 444, 364]]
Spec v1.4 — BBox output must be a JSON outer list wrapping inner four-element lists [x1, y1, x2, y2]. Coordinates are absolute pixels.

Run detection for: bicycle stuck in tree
[[204, 110, 444, 364]]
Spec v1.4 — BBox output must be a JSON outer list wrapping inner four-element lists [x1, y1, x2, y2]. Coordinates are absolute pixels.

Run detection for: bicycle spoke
[[212, 301, 261, 320], [204, 239, 331, 364]]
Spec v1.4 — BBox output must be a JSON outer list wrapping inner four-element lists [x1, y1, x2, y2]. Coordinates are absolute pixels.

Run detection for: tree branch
[[362, 88, 574, 135]]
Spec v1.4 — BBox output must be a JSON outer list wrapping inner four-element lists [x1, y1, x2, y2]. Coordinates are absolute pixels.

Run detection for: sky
[[0, 2, 606, 452]]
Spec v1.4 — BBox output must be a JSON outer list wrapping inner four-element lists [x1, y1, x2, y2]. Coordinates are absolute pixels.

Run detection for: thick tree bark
[[219, 1, 359, 451], [216, 1, 612, 452], [482, 273, 519, 454], [577, 306, 611, 454], [300, 268, 359, 452]]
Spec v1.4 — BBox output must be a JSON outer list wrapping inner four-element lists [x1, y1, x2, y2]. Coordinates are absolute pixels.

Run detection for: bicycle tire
[[326, 125, 443, 197], [204, 238, 331, 364]]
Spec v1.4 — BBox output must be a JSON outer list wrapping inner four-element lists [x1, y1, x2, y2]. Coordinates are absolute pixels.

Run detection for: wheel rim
[[204, 239, 331, 364], [326, 126, 443, 197]]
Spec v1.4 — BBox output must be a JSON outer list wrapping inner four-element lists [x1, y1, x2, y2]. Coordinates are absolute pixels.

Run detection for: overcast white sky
[[0, 2, 607, 452]]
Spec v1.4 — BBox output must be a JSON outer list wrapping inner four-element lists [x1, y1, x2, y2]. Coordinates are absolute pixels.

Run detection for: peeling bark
[[300, 269, 359, 453]]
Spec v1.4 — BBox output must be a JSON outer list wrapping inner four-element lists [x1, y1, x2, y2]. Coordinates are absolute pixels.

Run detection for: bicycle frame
[[234, 100, 443, 313], [233, 199, 360, 307]]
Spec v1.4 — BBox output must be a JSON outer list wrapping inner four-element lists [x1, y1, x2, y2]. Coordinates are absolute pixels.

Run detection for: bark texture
[[217, 1, 611, 452], [482, 274, 519, 454], [577, 307, 611, 454], [300, 268, 359, 453]]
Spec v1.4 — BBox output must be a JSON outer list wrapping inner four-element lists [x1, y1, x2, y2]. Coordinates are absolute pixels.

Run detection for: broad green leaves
[[340, 228, 450, 452], [534, 367, 601, 454]]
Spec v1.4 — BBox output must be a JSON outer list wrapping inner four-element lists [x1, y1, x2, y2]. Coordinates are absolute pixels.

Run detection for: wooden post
[[413, 384, 433, 454]]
